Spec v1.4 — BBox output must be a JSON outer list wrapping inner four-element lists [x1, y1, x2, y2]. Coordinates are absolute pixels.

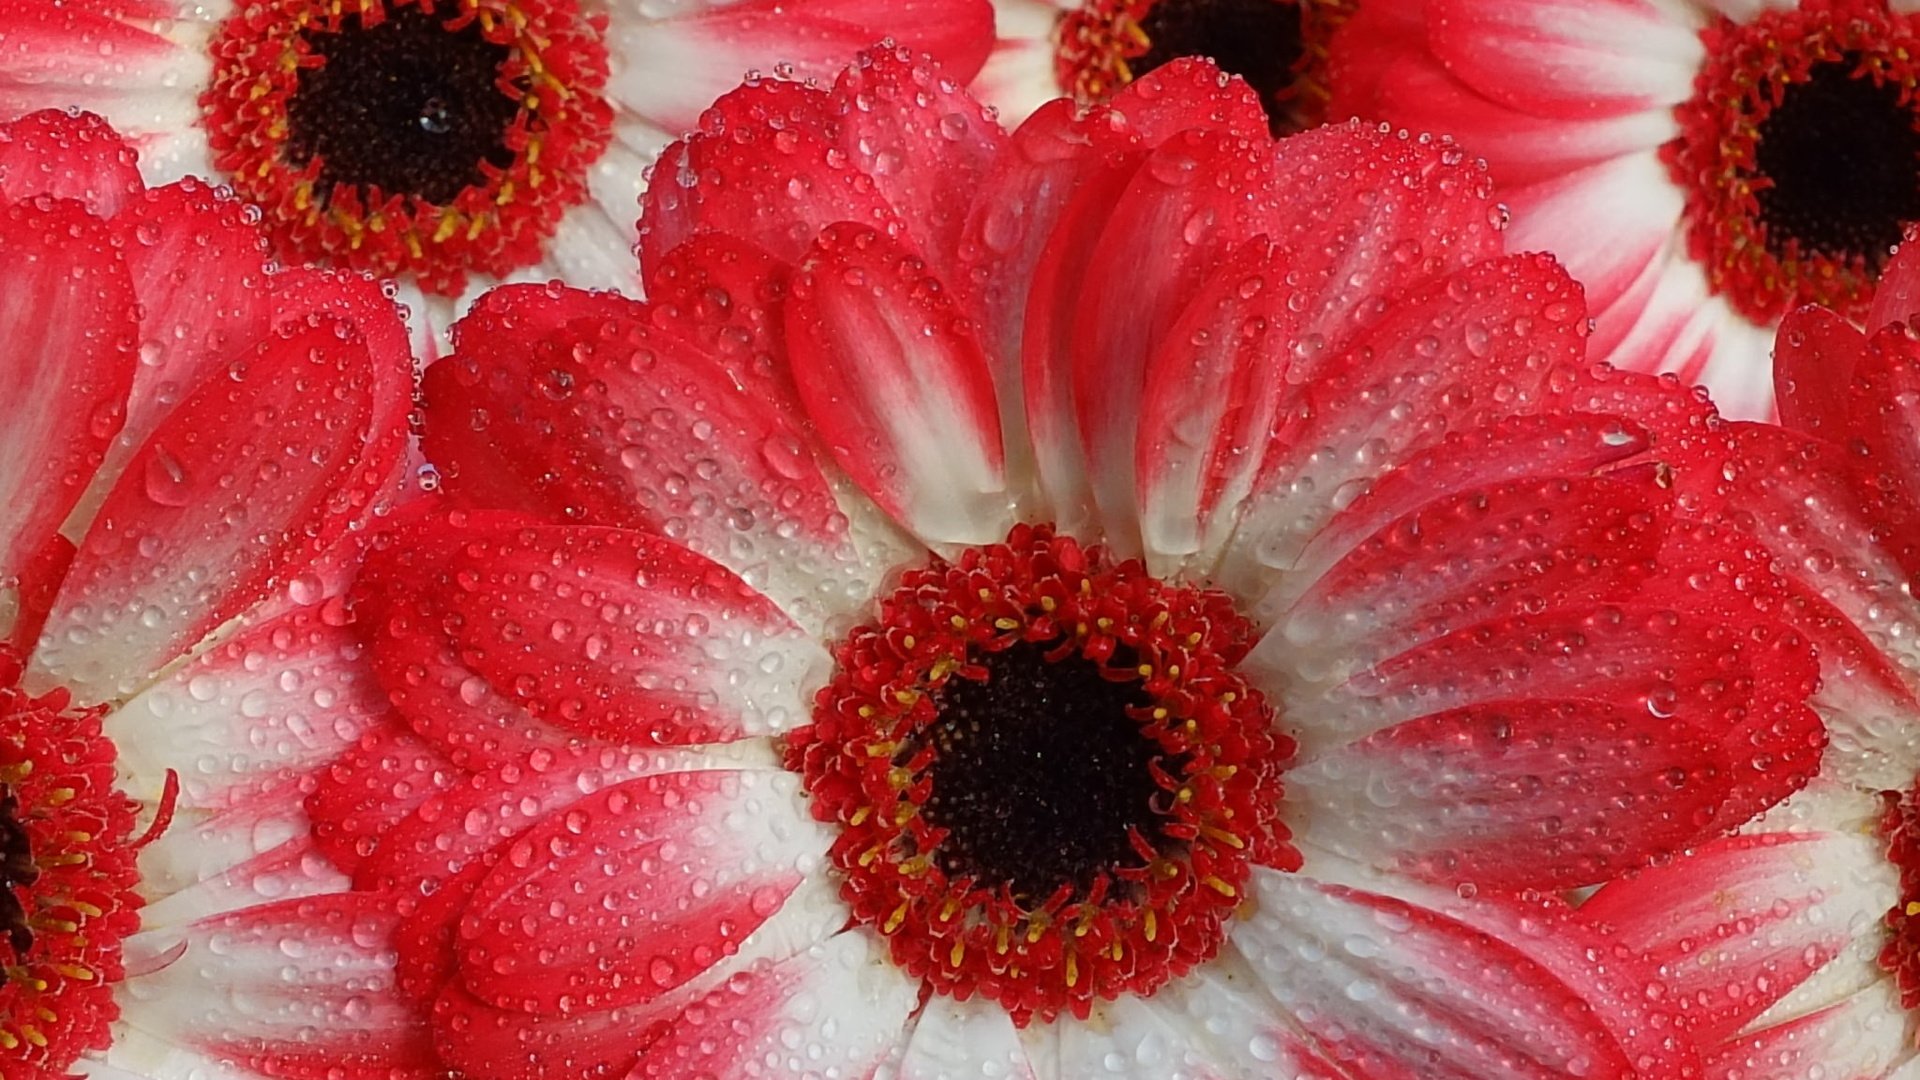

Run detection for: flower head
[[1326, 0, 1920, 419], [227, 51, 1836, 1078], [1576, 229, 1920, 1078], [985, 0, 1356, 138], [0, 108, 414, 1078], [0, 0, 996, 341]]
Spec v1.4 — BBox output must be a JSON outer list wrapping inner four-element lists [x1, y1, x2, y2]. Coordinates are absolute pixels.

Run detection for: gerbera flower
[[0, 0, 995, 347], [0, 108, 413, 1078], [1573, 232, 1920, 1078], [180, 50, 1836, 1078], [1325, 0, 1920, 421], [984, 0, 1356, 137]]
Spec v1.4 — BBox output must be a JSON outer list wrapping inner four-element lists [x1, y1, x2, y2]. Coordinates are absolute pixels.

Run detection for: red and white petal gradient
[[0, 110, 416, 1079], [0, 0, 997, 349], [1328, 0, 1802, 419], [196, 52, 1824, 1079], [1570, 239, 1920, 1079]]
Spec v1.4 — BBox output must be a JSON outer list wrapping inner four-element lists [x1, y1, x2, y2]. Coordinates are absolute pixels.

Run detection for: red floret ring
[[0, 648, 148, 1077], [200, 0, 613, 295], [785, 524, 1299, 1024]]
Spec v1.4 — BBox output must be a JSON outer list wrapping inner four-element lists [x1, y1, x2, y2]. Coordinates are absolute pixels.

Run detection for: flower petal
[[1104, 57, 1272, 146], [1426, 0, 1702, 120], [31, 316, 378, 701], [895, 997, 1038, 1080], [827, 45, 1008, 288], [1229, 870, 1646, 1077], [0, 197, 135, 646], [425, 281, 871, 627], [636, 79, 899, 274], [1216, 253, 1589, 598], [114, 892, 440, 1080], [1581, 831, 1896, 1046], [414, 521, 828, 747], [0, 108, 143, 214], [624, 931, 919, 1080], [452, 770, 831, 1015], [787, 222, 1012, 545]]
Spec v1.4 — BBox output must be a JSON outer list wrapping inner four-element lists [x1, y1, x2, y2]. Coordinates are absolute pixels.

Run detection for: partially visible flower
[[984, 0, 1355, 136], [1575, 232, 1920, 1078], [0, 0, 995, 346], [1326, 0, 1920, 420], [0, 108, 414, 1078], [218, 50, 1836, 1078]]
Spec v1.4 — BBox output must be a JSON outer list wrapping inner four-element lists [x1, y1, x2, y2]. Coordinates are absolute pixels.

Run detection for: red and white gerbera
[[0, 0, 994, 347], [1575, 234, 1920, 1079], [984, 0, 1356, 138], [1326, 0, 1920, 421], [164, 51, 1836, 1078], [0, 109, 414, 1078]]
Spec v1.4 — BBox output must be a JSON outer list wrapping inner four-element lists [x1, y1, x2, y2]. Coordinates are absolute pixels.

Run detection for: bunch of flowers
[[2, 3, 1918, 1080]]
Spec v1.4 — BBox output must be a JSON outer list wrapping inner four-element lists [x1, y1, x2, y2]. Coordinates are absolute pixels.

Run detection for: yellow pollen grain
[[1907, 901, 1920, 917], [1109, 940, 1124, 961], [1136, 664, 1153, 678], [21, 1025, 47, 1048], [951, 615, 970, 630], [1201, 826, 1246, 850], [44, 788, 74, 806], [0, 1030, 18, 1050], [1040, 596, 1057, 612], [994, 618, 1019, 631], [902, 635, 916, 651], [883, 902, 910, 934], [1187, 632, 1202, 646], [52, 964, 95, 982], [1203, 876, 1237, 899], [940, 898, 962, 923], [1167, 665, 1181, 678], [849, 807, 872, 826], [1152, 707, 1168, 721], [949, 940, 966, 967], [995, 926, 1012, 954], [433, 214, 460, 244], [1097, 617, 1113, 631], [1065, 954, 1080, 988], [1144, 910, 1158, 942]]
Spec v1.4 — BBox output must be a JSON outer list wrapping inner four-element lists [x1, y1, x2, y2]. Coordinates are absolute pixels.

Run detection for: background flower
[[177, 51, 1840, 1079], [0, 109, 416, 1079], [1327, 0, 1920, 421], [985, 0, 1355, 137], [0, 0, 995, 348], [1576, 232, 1920, 1079]]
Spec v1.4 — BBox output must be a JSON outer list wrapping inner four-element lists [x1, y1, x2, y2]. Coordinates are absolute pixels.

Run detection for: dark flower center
[[1054, 0, 1353, 137], [1665, 5, 1920, 321], [288, 5, 521, 206], [920, 642, 1178, 902], [789, 524, 1297, 1024], [0, 784, 37, 978], [1136, 0, 1304, 134], [1752, 56, 1920, 269]]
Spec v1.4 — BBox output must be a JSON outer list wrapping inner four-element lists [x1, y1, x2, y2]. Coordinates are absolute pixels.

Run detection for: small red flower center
[[0, 649, 144, 1078], [201, 0, 614, 295], [785, 525, 1298, 1025], [1054, 0, 1355, 136], [1665, 0, 1920, 323]]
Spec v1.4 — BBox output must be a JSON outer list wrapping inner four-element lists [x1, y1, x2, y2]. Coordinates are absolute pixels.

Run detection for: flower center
[[921, 642, 1182, 901], [1054, 0, 1355, 136], [1665, 2, 1920, 323], [287, 5, 519, 207], [786, 525, 1298, 1024], [201, 0, 613, 295], [0, 650, 146, 1075]]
